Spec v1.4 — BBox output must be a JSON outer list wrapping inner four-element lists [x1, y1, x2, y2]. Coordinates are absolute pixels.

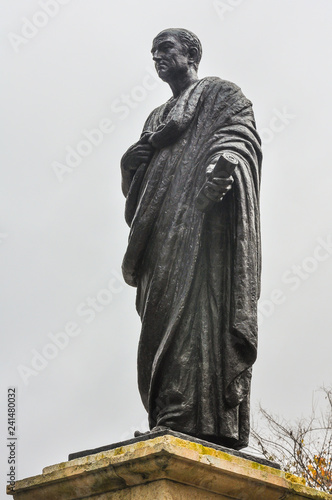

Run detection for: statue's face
[[151, 33, 191, 83]]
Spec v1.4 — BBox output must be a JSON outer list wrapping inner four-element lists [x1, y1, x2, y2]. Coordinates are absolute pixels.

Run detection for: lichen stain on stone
[[285, 471, 306, 485], [170, 437, 286, 477], [52, 461, 67, 470], [112, 447, 124, 456], [172, 437, 215, 456]]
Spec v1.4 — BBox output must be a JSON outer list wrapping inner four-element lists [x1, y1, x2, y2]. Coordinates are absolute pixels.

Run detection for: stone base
[[68, 428, 280, 468], [7, 434, 332, 499]]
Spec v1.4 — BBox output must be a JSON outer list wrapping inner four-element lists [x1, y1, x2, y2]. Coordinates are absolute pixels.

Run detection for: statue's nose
[[153, 50, 161, 62]]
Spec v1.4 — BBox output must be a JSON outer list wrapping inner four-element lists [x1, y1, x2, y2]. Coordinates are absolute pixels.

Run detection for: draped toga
[[121, 77, 262, 449]]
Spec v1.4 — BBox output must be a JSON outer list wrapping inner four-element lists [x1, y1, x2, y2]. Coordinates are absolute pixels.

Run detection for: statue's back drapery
[[122, 75, 262, 450]]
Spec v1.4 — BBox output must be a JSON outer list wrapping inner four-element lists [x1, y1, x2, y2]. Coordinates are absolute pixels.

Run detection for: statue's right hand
[[121, 142, 155, 172]]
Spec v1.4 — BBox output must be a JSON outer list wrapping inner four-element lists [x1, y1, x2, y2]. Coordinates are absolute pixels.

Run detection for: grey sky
[[1, 0, 332, 485]]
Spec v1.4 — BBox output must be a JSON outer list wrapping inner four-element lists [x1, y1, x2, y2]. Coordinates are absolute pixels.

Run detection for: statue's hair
[[153, 28, 202, 70]]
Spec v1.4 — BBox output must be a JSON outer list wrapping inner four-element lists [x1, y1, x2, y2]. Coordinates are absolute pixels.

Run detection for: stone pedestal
[[7, 434, 332, 499]]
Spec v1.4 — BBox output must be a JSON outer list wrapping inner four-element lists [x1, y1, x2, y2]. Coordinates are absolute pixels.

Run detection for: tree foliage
[[250, 388, 332, 493]]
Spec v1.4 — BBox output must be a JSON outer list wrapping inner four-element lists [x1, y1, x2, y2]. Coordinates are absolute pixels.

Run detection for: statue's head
[[151, 28, 202, 82]]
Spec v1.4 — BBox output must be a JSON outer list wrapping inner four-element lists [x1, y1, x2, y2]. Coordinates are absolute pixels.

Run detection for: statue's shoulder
[[200, 76, 242, 95], [142, 102, 166, 131], [149, 102, 167, 116], [200, 77, 252, 113]]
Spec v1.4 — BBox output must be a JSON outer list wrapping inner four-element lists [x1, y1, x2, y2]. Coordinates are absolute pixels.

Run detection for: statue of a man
[[121, 28, 262, 450]]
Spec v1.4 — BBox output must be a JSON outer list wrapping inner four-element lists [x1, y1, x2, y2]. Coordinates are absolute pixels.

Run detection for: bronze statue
[[121, 28, 262, 450]]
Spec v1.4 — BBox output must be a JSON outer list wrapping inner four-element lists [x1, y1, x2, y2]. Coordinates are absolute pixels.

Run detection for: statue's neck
[[168, 70, 198, 98]]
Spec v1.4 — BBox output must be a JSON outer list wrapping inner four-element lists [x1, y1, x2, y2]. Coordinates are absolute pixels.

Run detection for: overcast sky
[[1, 0, 332, 486]]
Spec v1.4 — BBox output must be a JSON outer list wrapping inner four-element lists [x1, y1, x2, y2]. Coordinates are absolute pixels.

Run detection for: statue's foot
[[134, 429, 148, 437], [134, 426, 169, 438]]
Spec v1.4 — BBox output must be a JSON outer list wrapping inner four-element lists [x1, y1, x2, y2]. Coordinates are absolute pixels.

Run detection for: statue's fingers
[[212, 176, 234, 186], [205, 185, 223, 199], [135, 145, 153, 154]]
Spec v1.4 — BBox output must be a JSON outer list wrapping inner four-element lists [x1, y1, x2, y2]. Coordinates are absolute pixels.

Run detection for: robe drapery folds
[[122, 77, 262, 449]]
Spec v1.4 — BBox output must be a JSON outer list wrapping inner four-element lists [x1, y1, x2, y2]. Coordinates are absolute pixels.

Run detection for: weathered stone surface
[[7, 434, 332, 499], [68, 428, 280, 468]]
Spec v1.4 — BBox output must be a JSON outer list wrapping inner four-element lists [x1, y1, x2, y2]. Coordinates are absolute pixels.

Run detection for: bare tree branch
[[250, 388, 332, 493]]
